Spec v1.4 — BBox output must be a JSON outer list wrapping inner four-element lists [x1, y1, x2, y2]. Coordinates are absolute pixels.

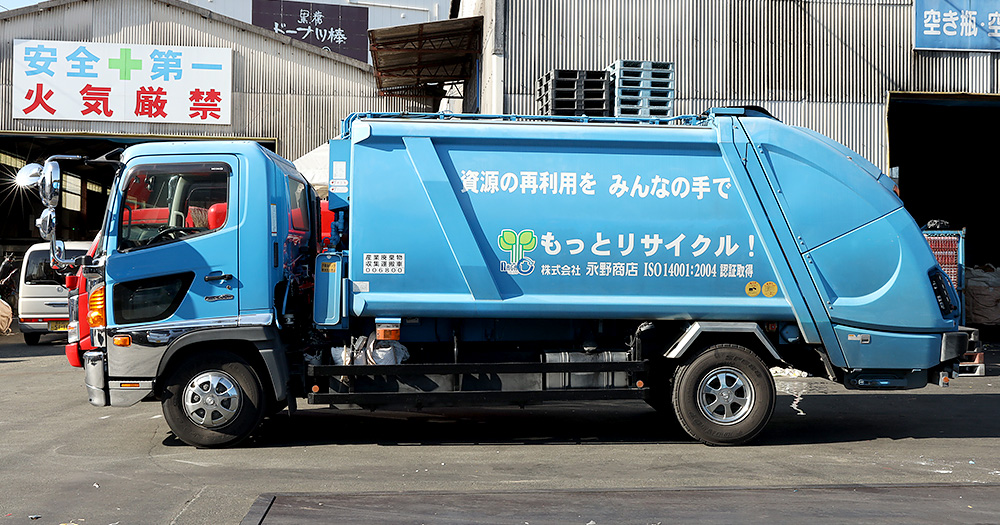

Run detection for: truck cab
[[81, 143, 313, 426]]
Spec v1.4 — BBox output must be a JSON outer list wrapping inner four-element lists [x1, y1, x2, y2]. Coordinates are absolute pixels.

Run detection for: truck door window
[[118, 162, 230, 251], [287, 176, 309, 232]]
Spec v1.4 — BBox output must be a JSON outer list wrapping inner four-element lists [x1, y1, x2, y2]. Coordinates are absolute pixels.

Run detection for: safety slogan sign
[[13, 39, 232, 125]]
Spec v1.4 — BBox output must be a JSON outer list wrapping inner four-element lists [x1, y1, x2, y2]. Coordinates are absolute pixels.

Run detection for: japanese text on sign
[[496, 226, 758, 282], [13, 40, 232, 124], [460, 168, 732, 200], [915, 0, 1000, 52], [540, 262, 755, 280], [537, 232, 754, 258], [251, 0, 368, 62]]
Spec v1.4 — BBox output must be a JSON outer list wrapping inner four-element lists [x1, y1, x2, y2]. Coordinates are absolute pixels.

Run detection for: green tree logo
[[498, 229, 537, 265]]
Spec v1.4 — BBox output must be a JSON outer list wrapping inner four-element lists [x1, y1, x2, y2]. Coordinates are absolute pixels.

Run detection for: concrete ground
[[0, 329, 997, 524]]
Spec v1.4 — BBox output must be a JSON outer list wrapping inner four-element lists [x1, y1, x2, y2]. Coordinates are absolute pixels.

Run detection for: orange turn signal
[[88, 285, 106, 328], [376, 327, 400, 340], [636, 380, 645, 388], [113, 335, 131, 347]]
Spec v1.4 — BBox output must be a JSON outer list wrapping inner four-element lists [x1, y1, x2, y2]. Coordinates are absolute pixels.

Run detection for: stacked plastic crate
[[607, 60, 675, 118], [922, 229, 983, 376], [536, 70, 610, 117]]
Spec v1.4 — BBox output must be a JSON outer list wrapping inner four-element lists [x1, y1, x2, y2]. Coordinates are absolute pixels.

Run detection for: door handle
[[204, 273, 234, 282]]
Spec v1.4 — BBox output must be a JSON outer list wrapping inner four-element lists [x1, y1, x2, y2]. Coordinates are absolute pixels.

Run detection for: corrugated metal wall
[[495, 0, 1000, 171], [0, 0, 431, 161]]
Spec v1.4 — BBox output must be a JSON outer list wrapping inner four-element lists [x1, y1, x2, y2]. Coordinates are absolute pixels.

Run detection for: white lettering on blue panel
[[915, 0, 1000, 52]]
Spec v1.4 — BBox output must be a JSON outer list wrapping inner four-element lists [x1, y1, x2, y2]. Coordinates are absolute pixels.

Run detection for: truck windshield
[[24, 249, 87, 285], [117, 162, 230, 251]]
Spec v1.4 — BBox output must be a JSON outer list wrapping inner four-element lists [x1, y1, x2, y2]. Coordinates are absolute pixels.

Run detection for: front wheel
[[671, 344, 775, 446], [162, 351, 265, 447]]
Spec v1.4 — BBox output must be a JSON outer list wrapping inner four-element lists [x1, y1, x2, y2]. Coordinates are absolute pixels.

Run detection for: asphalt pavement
[[0, 329, 998, 524]]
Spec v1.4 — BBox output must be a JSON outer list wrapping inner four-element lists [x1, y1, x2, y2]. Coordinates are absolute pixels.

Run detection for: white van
[[18, 242, 90, 345]]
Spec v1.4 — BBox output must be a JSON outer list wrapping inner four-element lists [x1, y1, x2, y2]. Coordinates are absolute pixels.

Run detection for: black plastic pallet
[[537, 69, 610, 116]]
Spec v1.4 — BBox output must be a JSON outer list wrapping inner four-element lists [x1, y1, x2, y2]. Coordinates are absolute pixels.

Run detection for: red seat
[[321, 205, 336, 240], [207, 203, 227, 230], [130, 207, 169, 225], [290, 208, 306, 231]]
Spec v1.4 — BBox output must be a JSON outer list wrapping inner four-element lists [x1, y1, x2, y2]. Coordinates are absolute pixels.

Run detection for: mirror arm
[[50, 238, 76, 268], [46, 154, 84, 163]]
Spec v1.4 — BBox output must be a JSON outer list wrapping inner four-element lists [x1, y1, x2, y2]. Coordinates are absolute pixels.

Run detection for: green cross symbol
[[108, 48, 143, 80]]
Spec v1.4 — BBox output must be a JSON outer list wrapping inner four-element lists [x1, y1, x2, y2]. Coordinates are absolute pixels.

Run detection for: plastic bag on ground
[[0, 298, 12, 334]]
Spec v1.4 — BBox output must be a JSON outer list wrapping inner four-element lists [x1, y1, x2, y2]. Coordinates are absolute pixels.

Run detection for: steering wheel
[[146, 227, 203, 245]]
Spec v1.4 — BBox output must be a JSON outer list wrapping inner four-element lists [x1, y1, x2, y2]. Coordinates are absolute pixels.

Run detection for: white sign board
[[13, 40, 232, 125]]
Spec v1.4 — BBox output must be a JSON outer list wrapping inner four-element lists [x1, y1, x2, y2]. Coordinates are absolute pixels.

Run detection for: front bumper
[[83, 351, 107, 406], [83, 351, 154, 407]]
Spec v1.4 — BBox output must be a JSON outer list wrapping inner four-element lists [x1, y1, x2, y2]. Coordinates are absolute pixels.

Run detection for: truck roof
[[121, 140, 274, 164], [340, 111, 707, 139]]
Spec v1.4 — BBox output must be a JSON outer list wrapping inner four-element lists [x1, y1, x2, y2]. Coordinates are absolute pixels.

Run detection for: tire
[[161, 351, 266, 448], [671, 344, 775, 446], [23, 332, 41, 346]]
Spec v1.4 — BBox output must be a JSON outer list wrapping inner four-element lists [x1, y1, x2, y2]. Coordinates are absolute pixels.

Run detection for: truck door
[[104, 156, 240, 333]]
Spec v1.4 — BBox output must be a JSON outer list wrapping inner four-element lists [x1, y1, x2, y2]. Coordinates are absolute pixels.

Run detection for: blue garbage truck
[[17, 107, 974, 447]]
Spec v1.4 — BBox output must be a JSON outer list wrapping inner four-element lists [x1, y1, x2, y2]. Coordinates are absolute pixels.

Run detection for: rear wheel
[[23, 332, 41, 346], [162, 351, 265, 448], [671, 344, 775, 445]]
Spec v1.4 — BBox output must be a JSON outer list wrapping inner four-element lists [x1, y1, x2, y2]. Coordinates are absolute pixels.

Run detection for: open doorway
[[887, 92, 1000, 267]]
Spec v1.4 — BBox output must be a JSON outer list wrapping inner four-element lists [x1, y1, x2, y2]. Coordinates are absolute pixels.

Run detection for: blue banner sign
[[915, 0, 1000, 51]]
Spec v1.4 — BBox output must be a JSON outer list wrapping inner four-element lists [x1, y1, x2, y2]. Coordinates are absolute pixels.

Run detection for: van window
[[118, 162, 230, 251], [23, 249, 87, 285]]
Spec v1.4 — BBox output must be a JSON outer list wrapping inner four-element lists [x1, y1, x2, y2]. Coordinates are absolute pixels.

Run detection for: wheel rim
[[183, 370, 241, 428], [697, 366, 755, 425]]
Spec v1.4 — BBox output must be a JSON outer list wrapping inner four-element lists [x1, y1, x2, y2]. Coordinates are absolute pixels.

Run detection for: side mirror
[[53, 240, 67, 261], [15, 163, 43, 188], [40, 161, 61, 208], [36, 208, 56, 241]]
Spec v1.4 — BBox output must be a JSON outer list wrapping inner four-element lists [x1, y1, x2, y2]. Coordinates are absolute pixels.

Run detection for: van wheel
[[162, 351, 265, 448], [671, 344, 775, 445], [23, 333, 41, 346]]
